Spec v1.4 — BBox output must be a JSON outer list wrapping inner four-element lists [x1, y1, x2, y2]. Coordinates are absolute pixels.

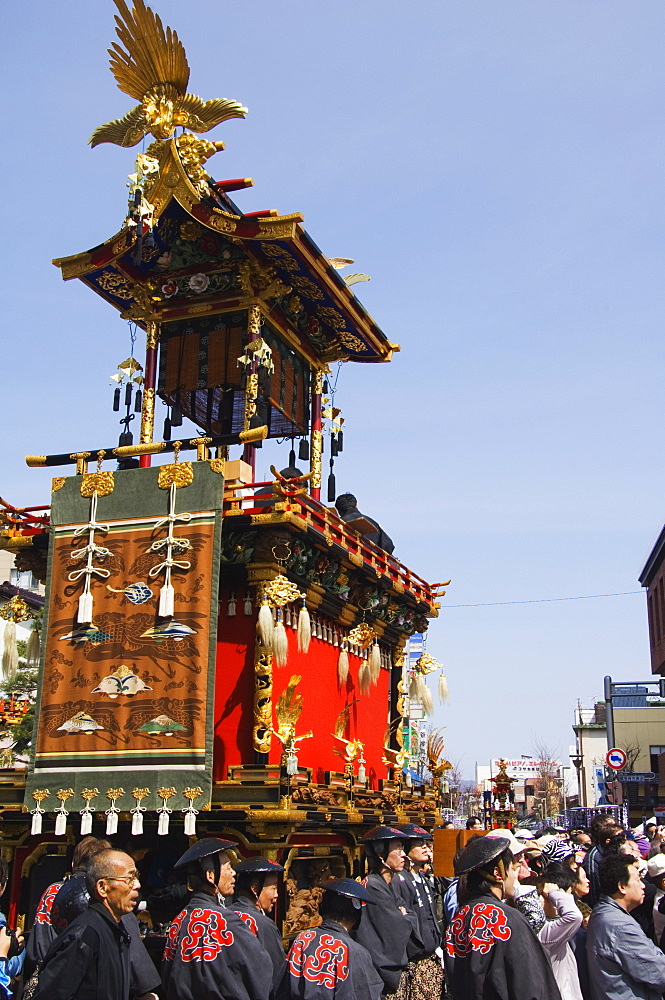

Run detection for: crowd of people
[[5, 815, 665, 999]]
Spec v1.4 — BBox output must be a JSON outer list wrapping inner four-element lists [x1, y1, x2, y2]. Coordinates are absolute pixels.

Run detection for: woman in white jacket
[[538, 864, 584, 1000]]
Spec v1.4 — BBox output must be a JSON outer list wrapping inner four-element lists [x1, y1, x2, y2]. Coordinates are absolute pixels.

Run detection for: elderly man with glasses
[[32, 849, 148, 1000]]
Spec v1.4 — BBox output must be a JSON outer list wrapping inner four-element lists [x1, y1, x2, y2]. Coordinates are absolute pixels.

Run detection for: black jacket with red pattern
[[287, 920, 383, 1000], [161, 890, 271, 1000], [230, 896, 288, 999], [444, 892, 561, 1000]]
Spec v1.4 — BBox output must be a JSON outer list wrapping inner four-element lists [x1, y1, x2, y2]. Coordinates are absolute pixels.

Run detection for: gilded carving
[[139, 387, 155, 445], [257, 221, 297, 239], [310, 430, 322, 490], [80, 472, 115, 498], [157, 462, 194, 490], [208, 213, 237, 234], [253, 647, 273, 754], [259, 244, 300, 271], [96, 271, 134, 300], [51, 477, 66, 493]]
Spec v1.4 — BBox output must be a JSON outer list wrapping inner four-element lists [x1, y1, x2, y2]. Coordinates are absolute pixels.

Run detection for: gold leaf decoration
[[80, 472, 115, 497]]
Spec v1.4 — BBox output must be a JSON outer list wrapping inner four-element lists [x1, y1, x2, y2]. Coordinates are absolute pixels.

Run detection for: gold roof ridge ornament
[[90, 0, 248, 149]]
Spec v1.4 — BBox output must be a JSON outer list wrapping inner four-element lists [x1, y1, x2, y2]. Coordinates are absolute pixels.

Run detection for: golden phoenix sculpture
[[90, 0, 247, 148]]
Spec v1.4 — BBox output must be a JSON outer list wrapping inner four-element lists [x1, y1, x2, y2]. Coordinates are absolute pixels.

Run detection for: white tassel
[[273, 618, 288, 668], [184, 810, 197, 836], [77, 590, 94, 625], [409, 674, 419, 702], [258, 599, 274, 646], [80, 811, 93, 836], [227, 592, 237, 616], [369, 642, 381, 685], [30, 811, 43, 836], [158, 583, 175, 618], [357, 761, 366, 783], [131, 809, 144, 835], [297, 602, 311, 653], [421, 681, 434, 716], [338, 644, 349, 685], [55, 812, 67, 837], [106, 810, 119, 835], [157, 808, 170, 835], [358, 660, 371, 695], [244, 592, 253, 615], [438, 672, 450, 704], [26, 628, 40, 667], [2, 622, 17, 681]]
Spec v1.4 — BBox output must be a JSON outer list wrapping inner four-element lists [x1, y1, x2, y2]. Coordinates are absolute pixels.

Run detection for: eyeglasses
[[99, 872, 140, 885]]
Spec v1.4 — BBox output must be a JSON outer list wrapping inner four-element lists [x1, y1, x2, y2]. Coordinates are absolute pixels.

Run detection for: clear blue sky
[[2, 2, 664, 778]]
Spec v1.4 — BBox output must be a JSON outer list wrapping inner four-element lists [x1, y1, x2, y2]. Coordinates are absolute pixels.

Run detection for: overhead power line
[[443, 590, 643, 608]]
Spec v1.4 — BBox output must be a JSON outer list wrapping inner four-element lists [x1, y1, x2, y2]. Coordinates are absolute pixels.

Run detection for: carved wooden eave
[[52, 138, 399, 365]]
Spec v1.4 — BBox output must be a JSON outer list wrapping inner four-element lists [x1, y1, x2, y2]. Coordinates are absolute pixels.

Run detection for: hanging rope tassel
[[25, 627, 40, 667], [227, 592, 237, 617], [273, 609, 288, 668], [438, 672, 450, 704], [2, 622, 18, 682], [297, 599, 311, 653], [338, 642, 349, 685], [409, 674, 419, 702], [420, 679, 434, 715], [369, 641, 381, 685], [243, 592, 253, 616], [258, 595, 274, 646], [158, 579, 175, 618], [358, 657, 371, 696], [78, 589, 94, 625]]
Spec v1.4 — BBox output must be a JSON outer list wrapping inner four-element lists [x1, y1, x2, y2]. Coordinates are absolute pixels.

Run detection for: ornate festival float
[[0, 0, 450, 936]]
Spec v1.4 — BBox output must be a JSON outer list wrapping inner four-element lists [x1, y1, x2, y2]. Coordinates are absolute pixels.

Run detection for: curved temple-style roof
[[53, 137, 400, 366]]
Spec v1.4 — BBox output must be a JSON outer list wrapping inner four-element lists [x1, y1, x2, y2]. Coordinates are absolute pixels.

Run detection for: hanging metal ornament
[[54, 788, 74, 836], [182, 786, 203, 836], [348, 622, 376, 649], [157, 786, 176, 836], [0, 596, 34, 681], [131, 787, 150, 835], [110, 350, 144, 448], [30, 790, 49, 835], [79, 788, 99, 836], [105, 788, 124, 835], [258, 544, 307, 667]]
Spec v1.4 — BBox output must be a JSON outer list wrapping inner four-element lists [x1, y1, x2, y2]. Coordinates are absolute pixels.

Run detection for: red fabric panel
[[267, 634, 390, 789], [213, 608, 256, 779], [213, 615, 391, 787]]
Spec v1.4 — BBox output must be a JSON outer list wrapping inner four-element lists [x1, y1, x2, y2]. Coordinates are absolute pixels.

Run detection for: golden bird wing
[[275, 675, 304, 729], [109, 0, 190, 101], [333, 699, 358, 738], [177, 95, 248, 133], [89, 105, 148, 148]]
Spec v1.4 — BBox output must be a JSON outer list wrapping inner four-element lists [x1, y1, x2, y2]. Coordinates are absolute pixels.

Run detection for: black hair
[[598, 851, 636, 897], [543, 861, 578, 892], [234, 871, 271, 899], [320, 891, 359, 927], [589, 815, 620, 845], [605, 831, 628, 855], [364, 838, 402, 874], [188, 853, 222, 893], [465, 817, 482, 830], [458, 845, 513, 904]]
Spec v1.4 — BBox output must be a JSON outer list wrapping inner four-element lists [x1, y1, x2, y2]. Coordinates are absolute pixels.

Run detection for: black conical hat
[[454, 836, 510, 876], [174, 837, 237, 869]]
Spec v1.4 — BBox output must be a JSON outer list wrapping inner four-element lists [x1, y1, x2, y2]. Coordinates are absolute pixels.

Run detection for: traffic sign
[[606, 748, 627, 770], [618, 772, 656, 783]]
